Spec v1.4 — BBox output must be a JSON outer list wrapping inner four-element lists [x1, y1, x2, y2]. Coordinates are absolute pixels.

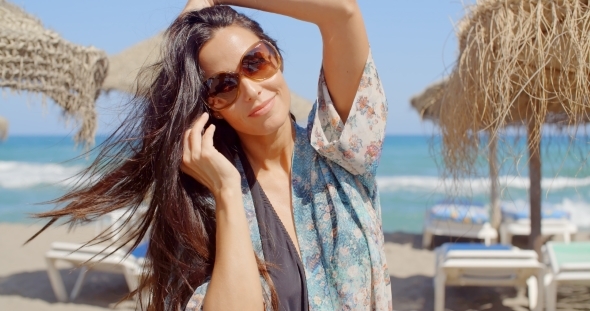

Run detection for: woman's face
[[199, 26, 291, 136]]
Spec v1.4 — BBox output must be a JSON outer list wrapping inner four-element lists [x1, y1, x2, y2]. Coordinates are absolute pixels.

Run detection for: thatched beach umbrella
[[102, 33, 313, 124], [410, 79, 445, 123], [438, 0, 590, 256], [0, 115, 7, 140], [102, 33, 163, 94], [0, 0, 108, 146]]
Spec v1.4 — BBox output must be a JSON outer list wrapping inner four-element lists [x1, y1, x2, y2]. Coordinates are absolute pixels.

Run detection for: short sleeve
[[309, 50, 388, 179], [184, 277, 273, 311]]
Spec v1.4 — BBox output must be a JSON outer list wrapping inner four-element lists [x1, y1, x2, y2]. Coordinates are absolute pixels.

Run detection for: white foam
[[376, 175, 590, 194], [555, 198, 590, 229], [0, 161, 85, 189]]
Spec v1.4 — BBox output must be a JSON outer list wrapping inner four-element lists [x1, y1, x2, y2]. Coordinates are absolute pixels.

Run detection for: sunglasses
[[204, 40, 282, 111]]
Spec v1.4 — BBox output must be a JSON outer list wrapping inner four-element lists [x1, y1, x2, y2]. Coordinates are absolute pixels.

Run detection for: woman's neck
[[238, 119, 295, 173]]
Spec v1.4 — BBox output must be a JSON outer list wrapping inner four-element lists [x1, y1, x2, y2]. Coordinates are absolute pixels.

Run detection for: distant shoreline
[[4, 133, 590, 141]]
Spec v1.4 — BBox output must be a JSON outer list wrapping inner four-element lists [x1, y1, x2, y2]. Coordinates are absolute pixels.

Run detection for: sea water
[[1, 135, 589, 233]]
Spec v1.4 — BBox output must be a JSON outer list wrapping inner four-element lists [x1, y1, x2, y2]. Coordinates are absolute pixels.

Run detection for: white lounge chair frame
[[45, 242, 145, 302], [543, 242, 590, 311], [422, 216, 498, 248], [434, 245, 544, 311], [46, 207, 148, 302], [95, 206, 147, 243], [500, 218, 578, 244]]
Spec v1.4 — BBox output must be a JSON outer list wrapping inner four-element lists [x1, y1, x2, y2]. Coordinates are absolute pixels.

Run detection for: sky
[[1, 0, 471, 136]]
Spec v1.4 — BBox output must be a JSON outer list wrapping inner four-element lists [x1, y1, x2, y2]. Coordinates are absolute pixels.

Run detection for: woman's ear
[[205, 98, 223, 119]]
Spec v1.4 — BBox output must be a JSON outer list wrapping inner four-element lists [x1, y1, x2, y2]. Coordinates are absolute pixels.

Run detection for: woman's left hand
[[182, 0, 215, 13]]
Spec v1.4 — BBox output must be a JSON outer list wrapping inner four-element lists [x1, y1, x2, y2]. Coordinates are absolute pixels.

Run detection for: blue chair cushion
[[131, 242, 148, 259], [429, 199, 489, 224], [501, 201, 570, 221], [443, 242, 512, 252], [438, 198, 485, 207]]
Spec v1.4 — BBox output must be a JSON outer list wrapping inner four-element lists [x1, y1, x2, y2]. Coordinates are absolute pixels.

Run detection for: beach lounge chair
[[422, 199, 498, 248], [434, 243, 544, 311], [46, 207, 149, 302], [95, 206, 148, 243], [45, 241, 147, 302], [543, 241, 590, 311], [499, 201, 578, 244]]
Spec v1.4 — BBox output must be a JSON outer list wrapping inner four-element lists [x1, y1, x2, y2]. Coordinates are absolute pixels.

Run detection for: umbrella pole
[[527, 118, 542, 258], [489, 134, 501, 230], [0, 116, 8, 141]]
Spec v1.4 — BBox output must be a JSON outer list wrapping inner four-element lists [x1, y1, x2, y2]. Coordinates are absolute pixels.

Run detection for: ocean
[[1, 135, 589, 233]]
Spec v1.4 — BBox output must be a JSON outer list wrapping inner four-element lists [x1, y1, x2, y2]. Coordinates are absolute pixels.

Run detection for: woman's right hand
[[181, 112, 241, 197], [182, 0, 215, 13]]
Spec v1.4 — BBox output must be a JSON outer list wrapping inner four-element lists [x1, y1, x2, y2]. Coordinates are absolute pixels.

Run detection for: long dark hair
[[30, 6, 280, 311]]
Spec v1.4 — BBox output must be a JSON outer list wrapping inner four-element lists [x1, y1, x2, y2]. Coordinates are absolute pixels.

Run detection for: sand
[[0, 223, 136, 310], [0, 223, 588, 311]]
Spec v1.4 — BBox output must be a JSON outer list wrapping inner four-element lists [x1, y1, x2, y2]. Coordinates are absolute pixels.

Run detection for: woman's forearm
[[217, 0, 354, 26], [203, 187, 263, 311]]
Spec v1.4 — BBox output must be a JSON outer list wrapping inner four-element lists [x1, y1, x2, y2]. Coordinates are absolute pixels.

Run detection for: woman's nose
[[239, 77, 262, 102]]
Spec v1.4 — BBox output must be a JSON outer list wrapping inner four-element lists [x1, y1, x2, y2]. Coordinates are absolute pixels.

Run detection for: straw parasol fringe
[[0, 0, 108, 146], [410, 82, 505, 229], [441, 0, 590, 175], [409, 79, 446, 122], [0, 115, 7, 140]]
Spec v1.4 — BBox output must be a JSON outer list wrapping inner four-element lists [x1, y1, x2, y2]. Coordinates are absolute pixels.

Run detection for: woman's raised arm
[[184, 0, 369, 122]]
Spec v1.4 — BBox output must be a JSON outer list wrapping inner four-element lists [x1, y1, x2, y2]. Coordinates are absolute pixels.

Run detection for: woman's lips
[[248, 96, 276, 117]]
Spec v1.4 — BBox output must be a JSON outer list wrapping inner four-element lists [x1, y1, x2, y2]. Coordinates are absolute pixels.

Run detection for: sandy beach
[[1, 223, 589, 311]]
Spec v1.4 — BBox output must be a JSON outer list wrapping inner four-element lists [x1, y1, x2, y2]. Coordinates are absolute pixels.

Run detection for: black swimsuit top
[[238, 147, 309, 311]]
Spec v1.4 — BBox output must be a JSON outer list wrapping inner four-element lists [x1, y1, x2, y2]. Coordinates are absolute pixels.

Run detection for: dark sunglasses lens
[[207, 73, 239, 107], [241, 42, 280, 80]]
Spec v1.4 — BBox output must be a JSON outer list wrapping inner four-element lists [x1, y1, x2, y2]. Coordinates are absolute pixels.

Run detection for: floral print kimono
[[186, 51, 392, 311]]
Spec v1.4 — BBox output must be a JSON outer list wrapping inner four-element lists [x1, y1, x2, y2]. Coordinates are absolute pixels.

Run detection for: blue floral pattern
[[186, 51, 392, 311]]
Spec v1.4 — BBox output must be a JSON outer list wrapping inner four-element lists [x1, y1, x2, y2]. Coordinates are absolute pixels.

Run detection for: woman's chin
[[259, 109, 292, 133], [241, 107, 292, 137]]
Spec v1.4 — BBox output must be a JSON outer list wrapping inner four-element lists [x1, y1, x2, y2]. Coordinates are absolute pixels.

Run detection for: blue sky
[[1, 1, 470, 136]]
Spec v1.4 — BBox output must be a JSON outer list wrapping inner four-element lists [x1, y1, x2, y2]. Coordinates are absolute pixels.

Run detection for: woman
[[33, 0, 391, 310]]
